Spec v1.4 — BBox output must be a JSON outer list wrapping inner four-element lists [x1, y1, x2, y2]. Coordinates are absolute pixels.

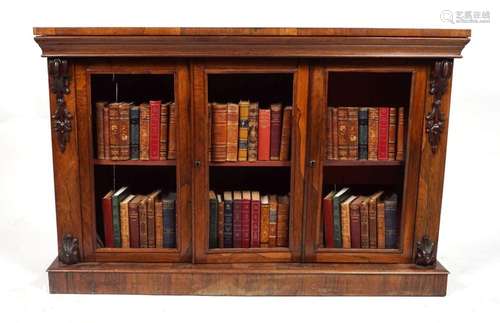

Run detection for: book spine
[[155, 199, 163, 248], [103, 105, 110, 160], [138, 200, 148, 248], [396, 107, 405, 161], [149, 100, 161, 160], [159, 103, 169, 160], [147, 197, 156, 248], [212, 104, 228, 162], [96, 102, 106, 159], [388, 107, 397, 160], [209, 195, 218, 248], [139, 104, 150, 160], [322, 196, 334, 248], [376, 201, 385, 249], [326, 107, 334, 160], [257, 109, 271, 160], [368, 199, 378, 248], [118, 103, 130, 160], [167, 103, 177, 159], [367, 107, 379, 160], [358, 108, 369, 160], [360, 201, 369, 248], [120, 198, 130, 248], [279, 106, 292, 161], [332, 107, 339, 160], [223, 200, 233, 248], [226, 103, 239, 161], [232, 199, 242, 248], [260, 203, 270, 247], [269, 104, 282, 160], [385, 197, 399, 249], [208, 103, 212, 161], [337, 107, 349, 160], [217, 198, 224, 248], [109, 103, 121, 160], [350, 202, 361, 248], [347, 107, 359, 160], [241, 199, 251, 248], [341, 200, 351, 248], [268, 198, 278, 247], [378, 107, 389, 160], [130, 106, 140, 160], [102, 195, 113, 247], [333, 197, 343, 248], [247, 103, 259, 162], [163, 198, 176, 248], [238, 101, 250, 161], [112, 196, 122, 247], [276, 197, 289, 247], [128, 200, 140, 248], [250, 198, 260, 247]]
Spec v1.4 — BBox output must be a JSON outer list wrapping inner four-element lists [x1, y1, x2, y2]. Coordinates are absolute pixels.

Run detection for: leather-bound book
[[217, 194, 224, 248], [276, 195, 290, 247], [108, 102, 121, 160], [326, 107, 334, 160], [112, 187, 129, 247], [358, 107, 369, 160], [340, 195, 357, 248], [384, 193, 399, 249], [322, 191, 334, 248], [155, 198, 163, 248], [241, 191, 251, 248], [250, 191, 261, 247], [208, 103, 212, 161], [232, 191, 242, 248], [260, 195, 270, 247], [257, 108, 271, 160], [333, 188, 350, 248], [128, 195, 145, 248], [238, 100, 250, 161], [223, 191, 233, 248], [378, 107, 389, 160], [147, 190, 161, 248], [118, 102, 131, 160], [269, 103, 282, 160], [349, 196, 365, 248], [138, 196, 148, 248], [149, 100, 161, 160], [268, 195, 278, 247], [139, 103, 150, 160], [95, 101, 107, 159], [167, 102, 177, 159], [247, 102, 259, 162], [159, 102, 169, 160], [102, 190, 114, 247], [367, 107, 379, 160], [396, 107, 405, 161], [332, 107, 339, 160], [279, 106, 292, 161], [376, 200, 385, 249], [120, 194, 135, 248], [212, 103, 228, 162], [360, 196, 370, 248], [103, 104, 111, 159], [163, 192, 176, 248], [347, 107, 359, 160], [226, 103, 240, 161], [130, 105, 140, 160], [209, 190, 218, 248], [368, 191, 384, 248], [388, 107, 397, 160], [337, 107, 349, 160]]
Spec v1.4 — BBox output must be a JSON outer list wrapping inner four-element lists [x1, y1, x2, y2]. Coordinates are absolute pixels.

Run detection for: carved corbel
[[49, 58, 72, 152]]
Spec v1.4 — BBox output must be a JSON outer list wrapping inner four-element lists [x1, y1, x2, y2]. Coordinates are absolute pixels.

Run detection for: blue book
[[358, 107, 368, 160], [333, 187, 350, 248], [130, 105, 140, 160], [162, 192, 176, 248], [112, 186, 129, 248], [384, 193, 399, 249], [208, 191, 218, 248], [223, 191, 233, 248]]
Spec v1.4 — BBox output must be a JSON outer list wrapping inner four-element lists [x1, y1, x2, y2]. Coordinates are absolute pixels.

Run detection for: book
[[238, 100, 250, 161], [130, 105, 140, 160], [260, 195, 270, 247], [250, 191, 261, 247], [384, 193, 399, 249], [163, 192, 176, 248], [376, 200, 386, 249], [349, 196, 364, 248], [257, 108, 271, 161], [209, 190, 218, 248], [139, 103, 150, 160], [396, 107, 405, 161], [118, 102, 131, 160], [333, 188, 350, 248], [378, 107, 389, 160], [212, 103, 228, 162], [388, 107, 397, 160], [347, 107, 359, 159], [360, 196, 370, 248], [120, 194, 135, 248], [223, 191, 233, 248], [241, 191, 251, 248], [112, 187, 129, 247], [279, 106, 292, 160], [159, 102, 169, 160], [208, 103, 213, 161], [155, 197, 163, 248], [358, 107, 369, 160], [367, 107, 379, 160], [108, 102, 121, 160], [269, 103, 282, 160], [277, 195, 289, 247], [103, 104, 111, 159], [167, 102, 177, 159], [128, 195, 145, 248], [96, 101, 107, 159], [226, 103, 239, 161], [102, 190, 114, 247], [217, 194, 224, 248], [247, 102, 259, 161], [368, 191, 384, 248], [149, 100, 161, 160], [337, 107, 349, 160], [268, 195, 278, 247], [147, 190, 161, 248], [138, 196, 148, 248], [326, 107, 334, 160], [232, 191, 242, 248], [340, 195, 357, 248], [332, 107, 339, 160], [322, 191, 334, 248]]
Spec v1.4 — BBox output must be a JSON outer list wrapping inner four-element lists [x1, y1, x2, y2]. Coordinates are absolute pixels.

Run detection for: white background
[[0, 0, 499, 322]]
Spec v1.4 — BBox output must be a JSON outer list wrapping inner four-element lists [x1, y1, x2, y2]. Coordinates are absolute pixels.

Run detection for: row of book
[[101, 187, 176, 248], [209, 102, 292, 162], [326, 107, 405, 161], [209, 191, 290, 248], [95, 101, 177, 161], [323, 188, 399, 249]]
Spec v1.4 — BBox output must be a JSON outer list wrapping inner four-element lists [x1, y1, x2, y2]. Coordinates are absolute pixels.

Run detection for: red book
[[378, 107, 389, 160], [269, 104, 282, 160], [128, 195, 144, 248], [149, 100, 161, 160], [322, 191, 334, 248], [258, 108, 271, 160], [241, 191, 252, 248], [102, 191, 114, 247], [250, 191, 261, 248], [232, 191, 242, 248]]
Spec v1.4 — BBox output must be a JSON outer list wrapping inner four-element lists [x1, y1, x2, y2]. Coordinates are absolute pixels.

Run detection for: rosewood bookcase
[[34, 27, 470, 296]]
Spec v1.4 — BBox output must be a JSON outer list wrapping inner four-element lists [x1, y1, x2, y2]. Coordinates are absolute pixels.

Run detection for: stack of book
[[101, 187, 176, 248], [209, 191, 290, 249], [322, 188, 399, 249], [95, 101, 177, 161], [209, 101, 292, 162], [326, 106, 405, 161]]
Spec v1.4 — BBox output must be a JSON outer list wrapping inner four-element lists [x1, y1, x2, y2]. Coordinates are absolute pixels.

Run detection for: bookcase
[[34, 27, 470, 296]]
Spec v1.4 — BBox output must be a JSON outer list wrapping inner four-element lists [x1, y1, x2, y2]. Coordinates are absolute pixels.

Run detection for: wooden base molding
[[47, 259, 448, 296]]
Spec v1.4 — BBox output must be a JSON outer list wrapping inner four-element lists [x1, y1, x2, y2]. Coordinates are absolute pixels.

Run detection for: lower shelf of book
[[47, 258, 449, 296]]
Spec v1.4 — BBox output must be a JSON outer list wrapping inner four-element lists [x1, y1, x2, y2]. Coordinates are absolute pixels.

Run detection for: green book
[[209, 190, 218, 248], [333, 187, 350, 248], [112, 186, 129, 248]]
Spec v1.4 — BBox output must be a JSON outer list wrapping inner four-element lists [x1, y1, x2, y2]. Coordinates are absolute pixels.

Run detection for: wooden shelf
[[209, 161, 291, 167], [324, 160, 404, 166], [94, 159, 176, 166]]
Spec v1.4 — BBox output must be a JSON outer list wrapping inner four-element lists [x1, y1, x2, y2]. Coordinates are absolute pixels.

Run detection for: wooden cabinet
[[34, 27, 470, 296]]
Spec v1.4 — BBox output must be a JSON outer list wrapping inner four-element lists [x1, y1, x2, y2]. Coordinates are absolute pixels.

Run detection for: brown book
[[118, 102, 131, 160], [155, 198, 163, 248], [347, 107, 359, 160], [349, 196, 365, 248], [138, 196, 148, 248], [139, 103, 150, 160], [396, 107, 405, 161], [279, 106, 292, 161], [212, 103, 228, 162], [340, 195, 357, 248], [247, 102, 259, 162], [268, 195, 278, 247], [238, 100, 250, 161], [95, 101, 107, 160], [376, 200, 386, 249], [332, 107, 339, 160], [276, 195, 289, 247], [226, 103, 239, 161], [146, 190, 161, 248], [103, 104, 111, 160], [217, 194, 224, 248], [208, 103, 212, 161], [360, 197, 370, 248], [167, 102, 177, 159], [108, 102, 121, 160], [337, 107, 349, 160], [119, 194, 135, 248], [159, 102, 169, 160], [270, 103, 282, 160], [388, 107, 397, 160], [260, 195, 270, 248], [368, 191, 384, 248], [367, 107, 379, 160], [128, 195, 145, 248], [326, 107, 334, 160]]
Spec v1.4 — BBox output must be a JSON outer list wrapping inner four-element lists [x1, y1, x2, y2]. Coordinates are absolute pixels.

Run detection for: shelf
[[208, 247, 289, 253], [324, 160, 403, 167], [94, 159, 176, 166], [209, 161, 291, 167]]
